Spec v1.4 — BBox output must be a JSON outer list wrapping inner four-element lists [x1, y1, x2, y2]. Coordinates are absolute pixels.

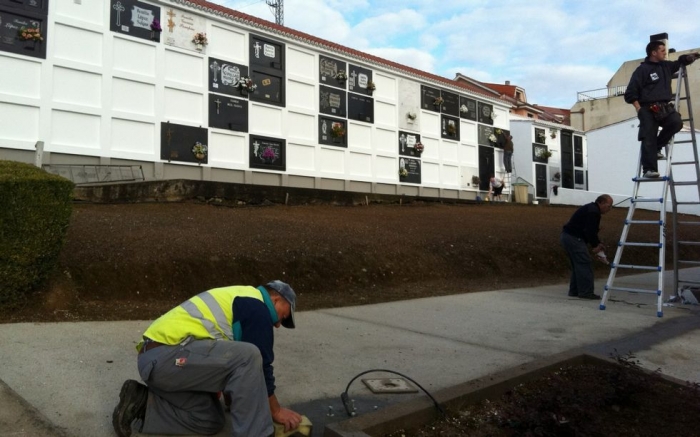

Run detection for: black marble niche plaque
[[399, 157, 421, 185], [478, 124, 495, 146], [250, 135, 286, 171], [250, 34, 284, 70], [1, 0, 47, 13], [110, 0, 161, 42], [532, 144, 548, 163], [398, 131, 422, 158], [249, 72, 282, 104], [319, 55, 347, 89], [348, 93, 374, 123], [0, 8, 46, 59], [459, 96, 477, 121], [208, 58, 249, 98], [319, 116, 347, 147], [347, 64, 373, 96], [477, 101, 494, 125], [209, 94, 248, 132], [421, 85, 442, 112], [441, 115, 460, 141], [319, 85, 346, 117], [441, 91, 459, 117], [160, 122, 208, 164]]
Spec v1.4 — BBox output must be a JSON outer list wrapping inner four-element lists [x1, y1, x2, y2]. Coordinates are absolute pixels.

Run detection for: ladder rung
[[619, 242, 662, 247], [676, 201, 700, 205], [612, 263, 661, 271], [678, 279, 700, 285], [678, 260, 700, 265], [672, 161, 697, 165], [631, 197, 663, 203], [679, 241, 700, 246], [678, 221, 700, 225], [673, 139, 693, 144], [627, 220, 663, 225], [606, 286, 660, 295], [671, 181, 699, 186], [632, 178, 668, 183]]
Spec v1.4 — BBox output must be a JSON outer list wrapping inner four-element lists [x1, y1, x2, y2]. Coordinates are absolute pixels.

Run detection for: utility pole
[[266, 0, 283, 26]]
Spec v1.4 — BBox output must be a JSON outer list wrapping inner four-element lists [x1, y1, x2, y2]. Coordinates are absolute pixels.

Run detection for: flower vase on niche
[[196, 43, 203, 52], [150, 19, 162, 41], [330, 123, 345, 144], [191, 142, 207, 164]]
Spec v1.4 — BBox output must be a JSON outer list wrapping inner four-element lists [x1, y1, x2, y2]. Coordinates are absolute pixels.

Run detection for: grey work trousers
[[137, 339, 273, 437], [560, 231, 594, 297]]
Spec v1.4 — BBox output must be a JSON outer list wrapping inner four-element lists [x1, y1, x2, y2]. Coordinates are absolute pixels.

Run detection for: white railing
[[577, 85, 627, 102]]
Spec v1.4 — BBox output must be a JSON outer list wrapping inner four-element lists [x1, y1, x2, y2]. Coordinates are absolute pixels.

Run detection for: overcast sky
[[209, 0, 700, 108]]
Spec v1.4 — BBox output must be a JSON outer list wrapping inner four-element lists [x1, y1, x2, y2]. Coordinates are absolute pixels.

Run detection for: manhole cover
[[361, 378, 418, 394]]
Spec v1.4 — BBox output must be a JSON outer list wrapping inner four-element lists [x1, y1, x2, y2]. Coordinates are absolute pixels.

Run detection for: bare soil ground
[[3, 201, 699, 323]]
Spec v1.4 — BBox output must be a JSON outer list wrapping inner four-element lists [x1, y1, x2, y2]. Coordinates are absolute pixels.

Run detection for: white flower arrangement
[[336, 70, 348, 81], [488, 134, 498, 144], [460, 104, 469, 114], [238, 76, 257, 93], [490, 112, 497, 119]]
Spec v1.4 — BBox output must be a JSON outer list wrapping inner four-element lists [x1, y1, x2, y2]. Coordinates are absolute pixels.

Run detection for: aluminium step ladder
[[600, 64, 699, 317]]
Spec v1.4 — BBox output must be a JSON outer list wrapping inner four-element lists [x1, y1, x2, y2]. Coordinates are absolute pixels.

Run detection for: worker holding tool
[[560, 194, 614, 300], [112, 280, 303, 437]]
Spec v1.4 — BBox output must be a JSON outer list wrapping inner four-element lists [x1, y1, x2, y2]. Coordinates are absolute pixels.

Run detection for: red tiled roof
[[184, 0, 503, 103]]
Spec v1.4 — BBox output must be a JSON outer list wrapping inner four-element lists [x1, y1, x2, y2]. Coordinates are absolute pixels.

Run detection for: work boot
[[113, 379, 148, 437]]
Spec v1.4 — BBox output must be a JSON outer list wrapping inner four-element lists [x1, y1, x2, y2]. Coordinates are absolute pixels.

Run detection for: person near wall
[[488, 174, 505, 201], [502, 134, 514, 173], [624, 41, 699, 178], [560, 194, 613, 299], [112, 280, 302, 437]]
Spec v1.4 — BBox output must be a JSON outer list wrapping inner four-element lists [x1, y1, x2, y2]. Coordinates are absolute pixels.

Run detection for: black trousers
[[637, 106, 683, 172]]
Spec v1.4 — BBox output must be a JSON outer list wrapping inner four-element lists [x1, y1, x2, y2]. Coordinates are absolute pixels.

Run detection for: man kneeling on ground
[[112, 280, 302, 437]]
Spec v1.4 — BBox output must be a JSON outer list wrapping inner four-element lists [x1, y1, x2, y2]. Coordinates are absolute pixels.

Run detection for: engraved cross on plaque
[[166, 9, 176, 32], [166, 128, 173, 146], [113, 1, 126, 27], [214, 98, 222, 114], [349, 70, 357, 87]]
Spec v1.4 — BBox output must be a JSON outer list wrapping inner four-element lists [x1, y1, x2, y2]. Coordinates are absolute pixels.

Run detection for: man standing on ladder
[[624, 41, 699, 178]]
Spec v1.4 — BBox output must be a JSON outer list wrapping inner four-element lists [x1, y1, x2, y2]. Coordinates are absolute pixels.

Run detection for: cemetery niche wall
[[249, 34, 285, 106], [110, 0, 161, 43], [398, 131, 422, 158], [399, 157, 421, 185], [319, 116, 347, 147]]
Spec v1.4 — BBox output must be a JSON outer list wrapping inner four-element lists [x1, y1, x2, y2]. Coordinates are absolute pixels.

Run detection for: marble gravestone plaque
[[160, 122, 208, 164], [441, 91, 459, 117], [209, 94, 248, 132], [2, 0, 47, 12], [0, 9, 46, 59], [398, 78, 421, 131], [162, 7, 206, 51], [249, 34, 285, 106], [319, 55, 347, 89], [477, 101, 494, 125], [249, 73, 282, 104], [459, 96, 477, 121], [420, 85, 441, 112], [399, 157, 421, 184], [319, 116, 347, 147], [110, 0, 161, 42], [250, 135, 286, 171], [348, 93, 374, 123], [319, 85, 346, 117], [251, 34, 283, 70], [398, 131, 421, 158], [441, 115, 460, 141], [208, 58, 248, 98], [478, 124, 496, 146], [347, 64, 373, 96]]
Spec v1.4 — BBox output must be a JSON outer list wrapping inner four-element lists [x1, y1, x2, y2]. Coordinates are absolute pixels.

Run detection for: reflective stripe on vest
[[182, 290, 233, 340]]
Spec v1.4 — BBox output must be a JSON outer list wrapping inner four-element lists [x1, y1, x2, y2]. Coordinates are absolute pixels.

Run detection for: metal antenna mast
[[266, 0, 283, 25]]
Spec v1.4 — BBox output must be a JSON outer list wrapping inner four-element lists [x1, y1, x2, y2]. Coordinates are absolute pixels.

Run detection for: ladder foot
[[599, 304, 606, 310], [656, 311, 663, 318]]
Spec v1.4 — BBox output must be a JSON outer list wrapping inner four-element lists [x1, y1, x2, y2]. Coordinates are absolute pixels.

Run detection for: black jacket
[[562, 202, 602, 247], [625, 55, 695, 105]]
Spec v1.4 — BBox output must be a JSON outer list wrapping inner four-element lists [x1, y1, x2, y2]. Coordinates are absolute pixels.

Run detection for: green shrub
[[0, 160, 74, 308]]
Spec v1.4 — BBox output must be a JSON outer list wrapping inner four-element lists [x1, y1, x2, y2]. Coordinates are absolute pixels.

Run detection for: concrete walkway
[[1, 270, 699, 437]]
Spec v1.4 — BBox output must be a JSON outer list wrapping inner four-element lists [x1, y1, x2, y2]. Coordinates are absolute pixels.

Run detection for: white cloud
[[365, 47, 436, 73]]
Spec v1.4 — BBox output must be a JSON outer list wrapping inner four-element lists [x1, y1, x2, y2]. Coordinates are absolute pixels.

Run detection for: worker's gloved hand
[[273, 407, 302, 432]]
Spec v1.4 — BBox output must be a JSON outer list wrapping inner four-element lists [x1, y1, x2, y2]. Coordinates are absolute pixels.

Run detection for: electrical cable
[[613, 196, 632, 207], [340, 369, 446, 417]]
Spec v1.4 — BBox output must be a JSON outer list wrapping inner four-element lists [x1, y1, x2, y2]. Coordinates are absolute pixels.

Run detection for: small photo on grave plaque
[[441, 115, 460, 141], [398, 131, 422, 158], [319, 55, 347, 90], [477, 101, 494, 125], [319, 116, 347, 147], [459, 96, 477, 121], [420, 85, 441, 112], [399, 157, 421, 185], [208, 58, 249, 98], [441, 91, 459, 117], [209, 94, 248, 132], [348, 93, 374, 123], [250, 135, 286, 171], [319, 85, 347, 117], [110, 0, 161, 42], [348, 64, 373, 96], [160, 122, 208, 165]]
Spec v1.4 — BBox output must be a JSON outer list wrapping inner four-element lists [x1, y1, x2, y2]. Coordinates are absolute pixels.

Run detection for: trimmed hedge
[[0, 161, 74, 307]]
